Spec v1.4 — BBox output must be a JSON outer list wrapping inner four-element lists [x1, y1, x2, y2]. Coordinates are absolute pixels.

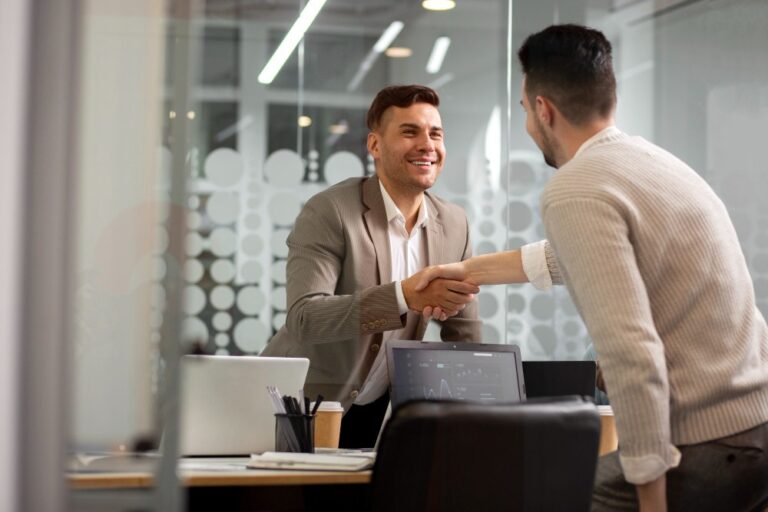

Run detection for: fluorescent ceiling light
[[422, 0, 456, 11], [258, 0, 327, 84], [427, 72, 454, 89], [373, 21, 405, 52], [347, 21, 404, 91], [385, 47, 412, 58], [426, 37, 451, 73]]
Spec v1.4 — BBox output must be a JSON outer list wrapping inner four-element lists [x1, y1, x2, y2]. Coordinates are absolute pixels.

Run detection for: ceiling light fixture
[[347, 21, 404, 91], [385, 47, 412, 58], [258, 0, 327, 84], [298, 115, 312, 127], [422, 0, 456, 11], [426, 36, 451, 73]]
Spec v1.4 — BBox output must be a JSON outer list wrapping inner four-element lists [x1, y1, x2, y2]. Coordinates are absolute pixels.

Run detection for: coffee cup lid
[[311, 401, 344, 412]]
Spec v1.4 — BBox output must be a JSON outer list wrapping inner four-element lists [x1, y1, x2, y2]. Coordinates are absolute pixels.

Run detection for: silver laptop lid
[[386, 341, 526, 409], [179, 355, 309, 455]]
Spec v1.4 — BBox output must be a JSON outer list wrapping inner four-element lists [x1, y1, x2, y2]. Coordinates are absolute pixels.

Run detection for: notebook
[[179, 355, 309, 456], [386, 341, 526, 408], [521, 360, 596, 400]]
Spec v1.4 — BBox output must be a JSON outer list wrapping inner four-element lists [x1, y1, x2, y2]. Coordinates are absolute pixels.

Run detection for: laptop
[[386, 341, 526, 409], [521, 361, 596, 400], [179, 355, 309, 456]]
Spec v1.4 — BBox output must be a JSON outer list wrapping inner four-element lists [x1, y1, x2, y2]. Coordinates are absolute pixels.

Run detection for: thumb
[[412, 266, 441, 291]]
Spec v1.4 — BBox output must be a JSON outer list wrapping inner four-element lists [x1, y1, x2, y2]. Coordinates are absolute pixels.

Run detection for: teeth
[[411, 161, 432, 165]]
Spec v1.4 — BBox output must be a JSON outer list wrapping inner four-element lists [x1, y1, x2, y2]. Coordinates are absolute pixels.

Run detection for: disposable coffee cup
[[597, 405, 618, 455], [312, 401, 344, 449]]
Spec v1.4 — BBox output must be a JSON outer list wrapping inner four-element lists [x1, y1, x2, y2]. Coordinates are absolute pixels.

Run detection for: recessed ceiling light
[[385, 47, 413, 58], [422, 0, 456, 11], [186, 111, 196, 120], [329, 121, 349, 135], [298, 115, 312, 127]]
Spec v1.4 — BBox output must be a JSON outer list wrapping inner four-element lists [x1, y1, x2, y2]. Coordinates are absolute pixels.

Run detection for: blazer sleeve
[[439, 215, 482, 342], [283, 194, 405, 345]]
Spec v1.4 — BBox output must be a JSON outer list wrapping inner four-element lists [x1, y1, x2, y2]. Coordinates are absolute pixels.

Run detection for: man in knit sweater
[[412, 25, 768, 511]]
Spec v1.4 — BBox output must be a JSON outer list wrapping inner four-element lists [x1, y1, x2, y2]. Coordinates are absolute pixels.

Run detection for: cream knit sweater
[[541, 127, 768, 484]]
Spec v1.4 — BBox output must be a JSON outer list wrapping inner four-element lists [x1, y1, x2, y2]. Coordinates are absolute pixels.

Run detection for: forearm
[[637, 474, 667, 512], [462, 250, 527, 285], [285, 283, 404, 343]]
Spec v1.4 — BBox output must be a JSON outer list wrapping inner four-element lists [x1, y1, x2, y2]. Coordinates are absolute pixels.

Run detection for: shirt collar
[[572, 125, 623, 160], [379, 181, 429, 228]]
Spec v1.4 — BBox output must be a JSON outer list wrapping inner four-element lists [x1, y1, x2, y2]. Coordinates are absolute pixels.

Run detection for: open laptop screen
[[386, 341, 526, 408]]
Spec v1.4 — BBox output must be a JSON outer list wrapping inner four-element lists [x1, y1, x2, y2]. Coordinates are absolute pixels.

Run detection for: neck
[[380, 179, 423, 233], [560, 117, 614, 165]]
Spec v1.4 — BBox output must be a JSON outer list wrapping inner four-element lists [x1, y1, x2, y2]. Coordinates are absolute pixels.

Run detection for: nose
[[416, 131, 436, 152]]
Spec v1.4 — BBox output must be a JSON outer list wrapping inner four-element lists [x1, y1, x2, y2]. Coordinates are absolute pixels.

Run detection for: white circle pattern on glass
[[324, 151, 364, 185], [186, 232, 204, 256], [241, 260, 263, 283], [210, 259, 236, 283], [241, 233, 264, 256], [215, 333, 229, 347], [209, 227, 236, 257], [206, 192, 240, 225], [205, 148, 245, 187], [184, 259, 205, 283], [237, 286, 266, 315], [264, 149, 304, 187], [233, 318, 269, 353], [213, 312, 233, 331], [183, 286, 206, 315], [268, 193, 302, 226], [270, 229, 290, 258], [210, 285, 236, 310], [271, 260, 287, 285]]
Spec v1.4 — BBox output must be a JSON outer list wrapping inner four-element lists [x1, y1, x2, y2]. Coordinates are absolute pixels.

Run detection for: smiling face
[[367, 102, 445, 196]]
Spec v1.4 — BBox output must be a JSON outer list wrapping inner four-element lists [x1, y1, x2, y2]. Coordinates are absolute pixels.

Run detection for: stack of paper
[[248, 451, 375, 471]]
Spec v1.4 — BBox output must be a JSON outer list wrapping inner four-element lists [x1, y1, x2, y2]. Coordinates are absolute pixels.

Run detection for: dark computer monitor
[[386, 341, 526, 408], [522, 361, 596, 400]]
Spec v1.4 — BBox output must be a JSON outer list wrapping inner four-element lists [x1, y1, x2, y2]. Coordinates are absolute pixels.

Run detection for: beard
[[533, 117, 561, 169]]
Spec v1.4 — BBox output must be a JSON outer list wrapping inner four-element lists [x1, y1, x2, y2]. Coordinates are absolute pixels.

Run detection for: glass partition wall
[[65, 0, 768, 509]]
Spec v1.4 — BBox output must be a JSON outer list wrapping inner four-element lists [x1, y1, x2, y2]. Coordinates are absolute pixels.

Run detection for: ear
[[367, 132, 380, 159], [535, 96, 554, 127]]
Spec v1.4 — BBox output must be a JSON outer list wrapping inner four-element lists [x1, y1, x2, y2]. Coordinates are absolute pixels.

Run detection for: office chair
[[371, 397, 600, 512]]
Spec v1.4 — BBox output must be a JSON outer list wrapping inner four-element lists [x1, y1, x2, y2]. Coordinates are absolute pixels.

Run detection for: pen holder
[[274, 413, 315, 453]]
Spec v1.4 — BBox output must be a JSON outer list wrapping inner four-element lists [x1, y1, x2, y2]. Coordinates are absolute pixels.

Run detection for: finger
[[444, 291, 475, 306], [443, 279, 480, 295], [422, 306, 433, 320], [413, 266, 440, 292]]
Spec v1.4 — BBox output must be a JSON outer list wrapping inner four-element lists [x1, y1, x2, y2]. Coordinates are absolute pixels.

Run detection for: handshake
[[401, 262, 475, 322]]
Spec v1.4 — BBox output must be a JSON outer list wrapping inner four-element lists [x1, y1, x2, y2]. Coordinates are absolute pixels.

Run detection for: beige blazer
[[261, 176, 481, 411]]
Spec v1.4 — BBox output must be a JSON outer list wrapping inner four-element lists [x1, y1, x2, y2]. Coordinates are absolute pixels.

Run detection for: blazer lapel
[[362, 176, 391, 284], [424, 193, 443, 265]]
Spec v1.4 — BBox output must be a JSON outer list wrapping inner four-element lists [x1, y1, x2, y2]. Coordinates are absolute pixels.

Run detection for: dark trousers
[[592, 421, 768, 511], [338, 391, 390, 449]]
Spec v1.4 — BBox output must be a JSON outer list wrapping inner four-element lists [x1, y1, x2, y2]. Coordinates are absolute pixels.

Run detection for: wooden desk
[[70, 458, 372, 512], [69, 457, 371, 490]]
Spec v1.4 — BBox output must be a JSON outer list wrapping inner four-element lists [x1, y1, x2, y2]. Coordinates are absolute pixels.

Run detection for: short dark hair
[[366, 85, 440, 130], [518, 24, 616, 125]]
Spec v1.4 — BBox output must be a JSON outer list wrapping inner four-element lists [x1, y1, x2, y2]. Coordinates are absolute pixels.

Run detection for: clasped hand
[[401, 262, 476, 321]]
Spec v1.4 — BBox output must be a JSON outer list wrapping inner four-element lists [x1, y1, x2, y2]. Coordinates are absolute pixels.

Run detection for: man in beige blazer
[[262, 85, 483, 447]]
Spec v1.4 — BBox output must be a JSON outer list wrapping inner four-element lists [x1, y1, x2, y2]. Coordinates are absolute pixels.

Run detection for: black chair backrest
[[371, 396, 600, 512]]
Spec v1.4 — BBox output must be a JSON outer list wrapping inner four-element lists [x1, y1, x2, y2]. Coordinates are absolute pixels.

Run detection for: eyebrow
[[399, 123, 443, 133]]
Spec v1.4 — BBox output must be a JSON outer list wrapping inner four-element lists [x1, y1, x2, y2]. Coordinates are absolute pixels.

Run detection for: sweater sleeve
[[542, 196, 681, 484]]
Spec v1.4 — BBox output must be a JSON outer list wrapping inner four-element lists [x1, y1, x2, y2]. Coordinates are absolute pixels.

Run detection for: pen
[[310, 394, 324, 416]]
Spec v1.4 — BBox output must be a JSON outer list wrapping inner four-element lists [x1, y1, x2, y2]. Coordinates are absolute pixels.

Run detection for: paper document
[[248, 451, 375, 471]]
